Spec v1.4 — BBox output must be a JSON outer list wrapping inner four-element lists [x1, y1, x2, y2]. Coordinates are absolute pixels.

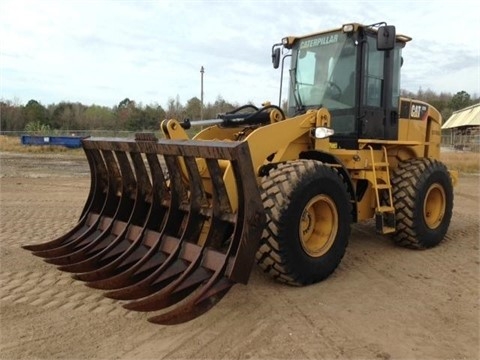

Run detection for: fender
[[300, 150, 357, 222]]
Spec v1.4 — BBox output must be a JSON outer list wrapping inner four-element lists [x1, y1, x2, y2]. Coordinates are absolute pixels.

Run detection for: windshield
[[290, 31, 357, 110]]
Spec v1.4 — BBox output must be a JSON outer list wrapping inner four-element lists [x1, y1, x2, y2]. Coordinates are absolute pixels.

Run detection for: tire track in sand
[[0, 270, 138, 318]]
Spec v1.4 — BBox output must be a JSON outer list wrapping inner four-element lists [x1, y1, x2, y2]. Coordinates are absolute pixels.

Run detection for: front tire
[[256, 160, 352, 286], [391, 158, 453, 249]]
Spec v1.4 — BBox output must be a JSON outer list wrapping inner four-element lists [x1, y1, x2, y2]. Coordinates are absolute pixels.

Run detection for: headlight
[[314, 127, 335, 139]]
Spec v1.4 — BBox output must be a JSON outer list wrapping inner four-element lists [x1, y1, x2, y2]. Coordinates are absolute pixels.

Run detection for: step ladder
[[368, 145, 396, 234]]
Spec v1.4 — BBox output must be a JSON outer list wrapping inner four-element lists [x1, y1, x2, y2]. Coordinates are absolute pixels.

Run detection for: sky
[[1, 0, 479, 109]]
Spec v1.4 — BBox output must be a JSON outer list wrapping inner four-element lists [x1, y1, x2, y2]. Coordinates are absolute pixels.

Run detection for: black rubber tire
[[255, 160, 352, 286], [390, 158, 453, 249]]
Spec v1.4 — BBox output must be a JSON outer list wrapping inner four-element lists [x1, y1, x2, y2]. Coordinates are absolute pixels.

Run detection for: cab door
[[359, 35, 401, 140]]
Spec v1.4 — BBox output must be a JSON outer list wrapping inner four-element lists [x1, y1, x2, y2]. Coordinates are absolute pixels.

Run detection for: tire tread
[[391, 158, 452, 249], [256, 160, 350, 285]]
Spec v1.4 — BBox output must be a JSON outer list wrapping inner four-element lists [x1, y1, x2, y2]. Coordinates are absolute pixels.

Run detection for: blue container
[[21, 135, 86, 149]]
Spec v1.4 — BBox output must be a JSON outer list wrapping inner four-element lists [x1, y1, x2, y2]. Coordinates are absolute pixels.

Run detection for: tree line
[[0, 90, 477, 133], [0, 95, 240, 133]]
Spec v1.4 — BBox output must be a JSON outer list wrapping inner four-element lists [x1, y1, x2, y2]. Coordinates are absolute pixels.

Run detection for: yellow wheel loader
[[23, 22, 457, 325]]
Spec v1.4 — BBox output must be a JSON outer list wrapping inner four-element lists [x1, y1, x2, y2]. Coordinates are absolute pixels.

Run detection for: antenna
[[200, 66, 205, 120]]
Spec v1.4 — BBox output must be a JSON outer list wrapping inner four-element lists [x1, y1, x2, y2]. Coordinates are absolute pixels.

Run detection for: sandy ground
[[0, 151, 479, 360]]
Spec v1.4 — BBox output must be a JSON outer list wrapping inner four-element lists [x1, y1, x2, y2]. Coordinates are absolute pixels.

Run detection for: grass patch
[[440, 150, 480, 173], [1, 135, 479, 173], [0, 135, 84, 156]]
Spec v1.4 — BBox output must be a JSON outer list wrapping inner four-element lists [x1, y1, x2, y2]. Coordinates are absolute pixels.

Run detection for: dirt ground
[[0, 151, 479, 360]]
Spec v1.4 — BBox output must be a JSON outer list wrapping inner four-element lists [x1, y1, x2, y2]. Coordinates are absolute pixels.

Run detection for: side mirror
[[377, 25, 396, 50], [272, 47, 281, 69]]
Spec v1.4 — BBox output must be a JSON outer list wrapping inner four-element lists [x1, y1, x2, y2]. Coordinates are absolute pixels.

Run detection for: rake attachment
[[22, 134, 265, 325]]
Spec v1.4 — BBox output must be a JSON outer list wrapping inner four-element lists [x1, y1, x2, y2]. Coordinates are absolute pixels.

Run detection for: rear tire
[[391, 158, 453, 249], [255, 160, 352, 286]]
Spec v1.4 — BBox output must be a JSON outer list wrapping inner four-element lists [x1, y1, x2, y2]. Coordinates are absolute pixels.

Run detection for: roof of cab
[[282, 23, 412, 48]]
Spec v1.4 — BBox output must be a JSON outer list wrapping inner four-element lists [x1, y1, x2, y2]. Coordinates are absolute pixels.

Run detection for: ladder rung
[[381, 226, 396, 234], [374, 184, 391, 190], [372, 162, 389, 167], [376, 206, 395, 213]]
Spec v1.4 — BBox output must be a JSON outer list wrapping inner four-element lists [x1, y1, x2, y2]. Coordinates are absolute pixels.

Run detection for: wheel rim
[[299, 194, 338, 257], [423, 183, 446, 229]]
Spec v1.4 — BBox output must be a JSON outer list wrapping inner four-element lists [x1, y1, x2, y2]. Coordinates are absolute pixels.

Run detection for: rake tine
[[123, 157, 234, 312], [123, 265, 211, 312], [122, 243, 223, 312], [30, 151, 121, 258], [22, 148, 108, 252], [54, 225, 129, 270], [139, 234, 233, 322], [34, 149, 126, 260], [104, 154, 207, 302], [43, 226, 119, 266], [147, 276, 234, 325], [81, 224, 165, 289], [30, 219, 105, 260], [77, 141, 108, 219], [83, 152, 182, 290], [21, 213, 99, 252], [121, 242, 206, 310], [82, 230, 168, 289], [51, 150, 141, 270], [137, 143, 265, 322], [71, 223, 153, 281], [102, 234, 184, 300], [66, 150, 155, 279], [26, 214, 101, 255], [72, 240, 147, 281]]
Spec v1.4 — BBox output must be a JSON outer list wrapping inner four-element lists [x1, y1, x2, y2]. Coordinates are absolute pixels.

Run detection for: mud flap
[[22, 134, 265, 325]]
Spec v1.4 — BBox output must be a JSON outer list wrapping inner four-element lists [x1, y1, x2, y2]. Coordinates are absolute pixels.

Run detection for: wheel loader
[[23, 22, 457, 325]]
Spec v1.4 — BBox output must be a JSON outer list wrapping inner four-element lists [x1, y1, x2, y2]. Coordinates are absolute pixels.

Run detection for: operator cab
[[272, 23, 411, 149]]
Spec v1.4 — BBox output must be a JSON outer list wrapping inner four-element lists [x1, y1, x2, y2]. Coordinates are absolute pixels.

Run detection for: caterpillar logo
[[411, 104, 427, 119], [300, 34, 339, 49], [400, 100, 428, 120]]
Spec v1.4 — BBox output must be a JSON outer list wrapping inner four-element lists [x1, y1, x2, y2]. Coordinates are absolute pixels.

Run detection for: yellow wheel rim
[[299, 195, 338, 257], [423, 183, 446, 229]]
